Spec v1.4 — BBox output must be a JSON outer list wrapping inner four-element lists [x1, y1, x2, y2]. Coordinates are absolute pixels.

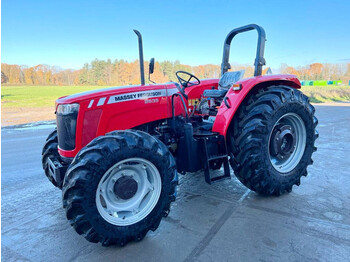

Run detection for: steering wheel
[[176, 71, 200, 88]]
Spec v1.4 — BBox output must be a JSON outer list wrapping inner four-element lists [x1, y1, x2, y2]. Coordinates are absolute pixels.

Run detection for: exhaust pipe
[[133, 29, 145, 85]]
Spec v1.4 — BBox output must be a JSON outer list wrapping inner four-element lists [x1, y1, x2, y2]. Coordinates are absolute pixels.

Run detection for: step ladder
[[200, 135, 231, 184]]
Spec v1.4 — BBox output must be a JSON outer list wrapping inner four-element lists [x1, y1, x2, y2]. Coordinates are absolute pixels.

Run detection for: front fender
[[212, 74, 301, 137]]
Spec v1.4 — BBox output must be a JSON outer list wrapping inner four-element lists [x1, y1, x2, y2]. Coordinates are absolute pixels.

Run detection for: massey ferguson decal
[[107, 89, 167, 104]]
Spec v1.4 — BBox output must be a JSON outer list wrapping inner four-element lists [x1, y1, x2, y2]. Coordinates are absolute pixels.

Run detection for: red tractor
[[42, 24, 318, 246]]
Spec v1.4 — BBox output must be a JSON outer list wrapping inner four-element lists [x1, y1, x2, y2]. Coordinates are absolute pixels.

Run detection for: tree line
[[1, 60, 349, 86], [280, 63, 350, 83]]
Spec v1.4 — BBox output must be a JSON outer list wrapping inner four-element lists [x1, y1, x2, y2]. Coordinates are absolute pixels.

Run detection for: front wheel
[[62, 130, 177, 246], [42, 129, 61, 188], [228, 85, 318, 196]]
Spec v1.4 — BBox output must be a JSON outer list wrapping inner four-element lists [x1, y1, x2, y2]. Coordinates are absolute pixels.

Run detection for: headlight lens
[[57, 103, 79, 115]]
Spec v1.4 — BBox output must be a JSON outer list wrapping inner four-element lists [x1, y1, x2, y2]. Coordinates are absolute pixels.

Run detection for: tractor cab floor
[[191, 120, 217, 137]]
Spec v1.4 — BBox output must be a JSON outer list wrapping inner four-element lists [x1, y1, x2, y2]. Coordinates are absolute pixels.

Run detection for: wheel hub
[[113, 176, 138, 200], [270, 124, 296, 160], [96, 158, 162, 226], [268, 113, 307, 174]]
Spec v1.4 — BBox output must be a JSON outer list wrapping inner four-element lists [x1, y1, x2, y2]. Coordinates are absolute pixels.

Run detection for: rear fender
[[212, 74, 301, 137]]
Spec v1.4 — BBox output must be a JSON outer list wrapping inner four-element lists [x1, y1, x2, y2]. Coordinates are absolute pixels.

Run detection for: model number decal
[[107, 89, 167, 104], [144, 98, 159, 104]]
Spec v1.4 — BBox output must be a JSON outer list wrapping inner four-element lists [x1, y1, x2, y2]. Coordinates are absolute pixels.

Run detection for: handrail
[[171, 93, 189, 123]]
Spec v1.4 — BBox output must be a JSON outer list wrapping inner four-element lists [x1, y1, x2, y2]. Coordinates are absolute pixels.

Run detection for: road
[[2, 105, 350, 262]]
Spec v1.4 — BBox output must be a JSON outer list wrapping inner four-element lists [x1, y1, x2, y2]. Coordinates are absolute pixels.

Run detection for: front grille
[[56, 112, 78, 150]]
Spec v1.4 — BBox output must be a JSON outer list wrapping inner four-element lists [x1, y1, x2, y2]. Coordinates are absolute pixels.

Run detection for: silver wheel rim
[[268, 113, 306, 173], [96, 158, 162, 226]]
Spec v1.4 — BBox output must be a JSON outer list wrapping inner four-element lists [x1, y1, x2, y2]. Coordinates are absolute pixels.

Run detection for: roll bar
[[221, 24, 266, 77]]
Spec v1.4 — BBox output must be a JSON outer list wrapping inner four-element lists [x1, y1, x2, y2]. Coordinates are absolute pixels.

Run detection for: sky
[[2, 0, 350, 70]]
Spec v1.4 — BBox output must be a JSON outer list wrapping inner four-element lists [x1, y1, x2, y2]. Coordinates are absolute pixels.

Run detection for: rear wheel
[[42, 129, 61, 188], [228, 85, 318, 196], [62, 130, 177, 246]]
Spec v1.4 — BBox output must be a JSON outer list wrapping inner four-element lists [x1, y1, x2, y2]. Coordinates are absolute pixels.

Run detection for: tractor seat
[[203, 70, 245, 98], [218, 70, 245, 90]]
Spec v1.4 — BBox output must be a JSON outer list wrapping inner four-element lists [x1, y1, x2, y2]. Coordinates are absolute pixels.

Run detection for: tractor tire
[[62, 130, 177, 246], [42, 129, 61, 188], [228, 85, 318, 196]]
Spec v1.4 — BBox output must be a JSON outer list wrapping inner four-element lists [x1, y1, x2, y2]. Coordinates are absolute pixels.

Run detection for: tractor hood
[[55, 79, 220, 107], [56, 83, 177, 106]]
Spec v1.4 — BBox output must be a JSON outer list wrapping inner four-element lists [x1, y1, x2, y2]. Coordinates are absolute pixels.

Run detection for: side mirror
[[149, 58, 156, 84], [149, 58, 155, 74]]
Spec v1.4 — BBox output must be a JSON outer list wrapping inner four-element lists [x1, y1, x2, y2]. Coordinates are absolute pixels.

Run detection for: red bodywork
[[56, 75, 300, 158]]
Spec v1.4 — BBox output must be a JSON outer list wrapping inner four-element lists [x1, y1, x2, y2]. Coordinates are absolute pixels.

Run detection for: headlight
[[57, 103, 79, 115], [56, 103, 79, 151]]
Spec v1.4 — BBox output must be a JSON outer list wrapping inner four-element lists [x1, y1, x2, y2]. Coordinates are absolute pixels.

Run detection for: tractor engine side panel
[[58, 84, 178, 158]]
